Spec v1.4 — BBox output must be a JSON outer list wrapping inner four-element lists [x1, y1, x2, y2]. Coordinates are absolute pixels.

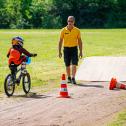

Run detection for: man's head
[[67, 16, 75, 28]]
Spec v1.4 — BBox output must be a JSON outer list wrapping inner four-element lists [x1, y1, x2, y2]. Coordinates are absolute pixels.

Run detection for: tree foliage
[[0, 0, 125, 28]]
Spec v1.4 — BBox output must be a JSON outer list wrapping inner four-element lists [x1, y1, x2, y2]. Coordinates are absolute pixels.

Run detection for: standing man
[[58, 16, 83, 84]]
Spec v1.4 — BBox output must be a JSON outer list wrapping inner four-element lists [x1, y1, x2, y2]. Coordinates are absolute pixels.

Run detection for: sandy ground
[[0, 82, 126, 126]]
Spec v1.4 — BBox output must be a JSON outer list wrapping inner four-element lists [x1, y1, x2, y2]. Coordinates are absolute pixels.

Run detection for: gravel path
[[0, 82, 126, 126]]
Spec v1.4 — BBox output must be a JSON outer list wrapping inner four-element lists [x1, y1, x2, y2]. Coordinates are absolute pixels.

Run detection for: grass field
[[108, 109, 126, 126], [0, 29, 126, 125], [1, 29, 126, 93]]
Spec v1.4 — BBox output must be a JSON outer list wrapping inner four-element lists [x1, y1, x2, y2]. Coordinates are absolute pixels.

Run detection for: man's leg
[[64, 47, 71, 83], [72, 65, 76, 78], [66, 65, 71, 83], [71, 47, 78, 84], [71, 65, 77, 84], [66, 66, 71, 77], [66, 66, 71, 83]]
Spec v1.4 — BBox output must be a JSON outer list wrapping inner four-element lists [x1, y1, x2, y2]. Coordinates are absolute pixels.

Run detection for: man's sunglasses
[[68, 20, 74, 23]]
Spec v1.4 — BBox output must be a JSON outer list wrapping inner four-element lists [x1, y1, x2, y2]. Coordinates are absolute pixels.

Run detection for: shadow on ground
[[12, 92, 51, 99], [75, 83, 104, 88]]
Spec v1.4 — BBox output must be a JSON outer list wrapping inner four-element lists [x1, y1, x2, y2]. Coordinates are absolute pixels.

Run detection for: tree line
[[0, 0, 126, 29]]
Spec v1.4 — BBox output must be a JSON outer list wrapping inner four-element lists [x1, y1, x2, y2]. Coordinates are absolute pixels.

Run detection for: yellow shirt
[[60, 26, 81, 47]]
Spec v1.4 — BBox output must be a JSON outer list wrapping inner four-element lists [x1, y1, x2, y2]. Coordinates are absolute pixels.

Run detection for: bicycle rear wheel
[[22, 73, 31, 94], [4, 74, 15, 97]]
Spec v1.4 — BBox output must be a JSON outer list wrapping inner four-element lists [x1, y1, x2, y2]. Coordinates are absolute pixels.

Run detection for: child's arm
[[7, 48, 11, 58], [19, 48, 36, 57]]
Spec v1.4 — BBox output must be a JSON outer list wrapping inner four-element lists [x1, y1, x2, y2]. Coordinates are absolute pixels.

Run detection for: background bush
[[0, 0, 126, 29]]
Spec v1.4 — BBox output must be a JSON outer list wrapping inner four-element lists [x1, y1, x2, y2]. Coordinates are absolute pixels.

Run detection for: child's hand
[[32, 53, 37, 57]]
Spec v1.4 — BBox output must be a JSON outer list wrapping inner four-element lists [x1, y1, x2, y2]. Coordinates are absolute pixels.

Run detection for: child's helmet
[[12, 36, 24, 47]]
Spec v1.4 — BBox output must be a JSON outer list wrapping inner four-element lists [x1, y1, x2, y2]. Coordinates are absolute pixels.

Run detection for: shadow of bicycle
[[13, 92, 51, 99]]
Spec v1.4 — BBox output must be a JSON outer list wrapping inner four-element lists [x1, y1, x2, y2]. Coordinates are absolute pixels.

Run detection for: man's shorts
[[63, 46, 78, 67]]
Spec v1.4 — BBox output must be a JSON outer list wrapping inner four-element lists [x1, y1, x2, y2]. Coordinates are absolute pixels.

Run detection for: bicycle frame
[[13, 62, 28, 85], [4, 56, 33, 96]]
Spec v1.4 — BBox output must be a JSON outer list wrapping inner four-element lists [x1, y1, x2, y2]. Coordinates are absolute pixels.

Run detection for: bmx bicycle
[[4, 57, 34, 97]]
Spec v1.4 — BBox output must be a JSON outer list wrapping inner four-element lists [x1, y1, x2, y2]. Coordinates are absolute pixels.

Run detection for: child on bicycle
[[7, 36, 37, 82]]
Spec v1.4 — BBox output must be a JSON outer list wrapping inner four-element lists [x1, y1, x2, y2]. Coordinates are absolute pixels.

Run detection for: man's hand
[[79, 52, 83, 59], [78, 37, 83, 59], [58, 38, 63, 58], [59, 52, 62, 58]]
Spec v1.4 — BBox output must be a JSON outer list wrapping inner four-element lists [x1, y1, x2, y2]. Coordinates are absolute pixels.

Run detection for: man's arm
[[78, 38, 83, 58], [58, 38, 63, 58]]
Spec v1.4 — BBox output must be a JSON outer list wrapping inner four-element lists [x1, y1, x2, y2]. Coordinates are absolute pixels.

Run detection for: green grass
[[0, 29, 126, 125], [108, 109, 126, 126], [0, 29, 126, 93], [1, 29, 126, 91], [0, 29, 65, 92]]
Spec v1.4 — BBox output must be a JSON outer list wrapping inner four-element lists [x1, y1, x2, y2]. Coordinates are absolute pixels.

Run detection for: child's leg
[[9, 63, 17, 81]]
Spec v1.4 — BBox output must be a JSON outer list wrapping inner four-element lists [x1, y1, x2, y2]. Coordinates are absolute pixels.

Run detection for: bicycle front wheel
[[22, 73, 31, 94], [4, 74, 15, 97]]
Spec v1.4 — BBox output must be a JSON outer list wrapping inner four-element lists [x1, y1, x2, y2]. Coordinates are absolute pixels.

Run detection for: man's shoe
[[72, 78, 77, 84], [67, 77, 72, 83]]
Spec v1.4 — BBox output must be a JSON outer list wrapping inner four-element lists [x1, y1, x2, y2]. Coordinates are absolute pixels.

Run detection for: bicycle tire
[[22, 73, 31, 94], [4, 74, 15, 97]]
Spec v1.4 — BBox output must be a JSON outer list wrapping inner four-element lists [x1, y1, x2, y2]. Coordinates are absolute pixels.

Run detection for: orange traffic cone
[[109, 78, 116, 90], [109, 77, 126, 90], [58, 74, 70, 98]]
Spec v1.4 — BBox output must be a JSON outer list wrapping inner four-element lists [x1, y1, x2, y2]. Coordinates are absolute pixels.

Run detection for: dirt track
[[0, 82, 126, 126]]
